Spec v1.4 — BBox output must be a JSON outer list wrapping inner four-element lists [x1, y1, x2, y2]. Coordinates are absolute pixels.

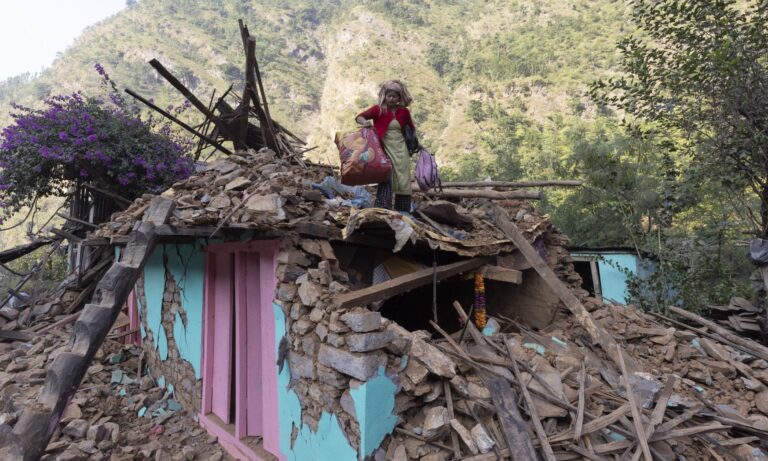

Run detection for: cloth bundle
[[335, 127, 392, 186]]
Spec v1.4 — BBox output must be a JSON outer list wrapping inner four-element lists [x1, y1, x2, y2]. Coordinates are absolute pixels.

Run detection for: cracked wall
[[135, 243, 205, 412]]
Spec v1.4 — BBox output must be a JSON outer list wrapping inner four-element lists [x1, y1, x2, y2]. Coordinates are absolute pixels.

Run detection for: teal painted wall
[[142, 243, 205, 378], [350, 369, 398, 458], [275, 303, 358, 461], [165, 243, 205, 379], [572, 252, 638, 304]]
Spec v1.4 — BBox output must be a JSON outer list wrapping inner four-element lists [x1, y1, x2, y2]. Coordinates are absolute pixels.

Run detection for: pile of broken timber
[[387, 298, 768, 461], [705, 297, 765, 341], [0, 197, 175, 461], [381, 206, 768, 461]]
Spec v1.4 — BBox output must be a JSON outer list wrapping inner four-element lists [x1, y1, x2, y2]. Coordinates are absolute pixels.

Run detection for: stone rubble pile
[[0, 332, 232, 461]]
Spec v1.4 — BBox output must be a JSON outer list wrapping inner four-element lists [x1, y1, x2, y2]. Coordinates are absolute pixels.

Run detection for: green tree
[[591, 0, 768, 237]]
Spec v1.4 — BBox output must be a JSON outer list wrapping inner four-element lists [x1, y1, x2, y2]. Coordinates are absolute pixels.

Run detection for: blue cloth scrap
[[312, 176, 372, 208]]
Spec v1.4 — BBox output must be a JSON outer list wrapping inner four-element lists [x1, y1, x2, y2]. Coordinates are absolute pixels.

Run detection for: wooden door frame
[[200, 239, 281, 460]]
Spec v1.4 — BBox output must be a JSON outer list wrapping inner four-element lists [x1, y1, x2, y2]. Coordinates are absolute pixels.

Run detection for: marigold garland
[[474, 271, 487, 328]]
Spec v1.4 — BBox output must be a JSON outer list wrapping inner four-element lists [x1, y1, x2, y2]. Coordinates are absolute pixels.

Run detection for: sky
[[0, 0, 126, 81]]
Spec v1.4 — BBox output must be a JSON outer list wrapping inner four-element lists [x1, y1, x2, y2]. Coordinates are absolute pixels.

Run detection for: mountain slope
[[0, 0, 627, 168]]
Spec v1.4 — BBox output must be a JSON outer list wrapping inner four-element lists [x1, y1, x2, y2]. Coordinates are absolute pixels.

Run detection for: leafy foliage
[[0, 65, 193, 222], [591, 0, 768, 236]]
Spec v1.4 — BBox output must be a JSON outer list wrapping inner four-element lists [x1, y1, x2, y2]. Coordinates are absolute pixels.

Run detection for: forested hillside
[[0, 0, 754, 307]]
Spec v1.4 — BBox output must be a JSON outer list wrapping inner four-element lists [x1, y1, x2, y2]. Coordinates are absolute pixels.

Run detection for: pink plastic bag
[[335, 127, 392, 186]]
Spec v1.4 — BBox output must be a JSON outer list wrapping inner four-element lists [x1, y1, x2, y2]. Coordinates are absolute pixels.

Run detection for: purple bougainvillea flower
[[58, 132, 68, 141]]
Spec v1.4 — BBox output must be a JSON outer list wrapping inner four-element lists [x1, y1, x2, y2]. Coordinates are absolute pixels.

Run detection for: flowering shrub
[[0, 64, 194, 221]]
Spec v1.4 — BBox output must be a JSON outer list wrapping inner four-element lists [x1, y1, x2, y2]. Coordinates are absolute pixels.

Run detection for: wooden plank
[[211, 253, 234, 422], [574, 361, 586, 441], [334, 257, 491, 308], [487, 377, 537, 461], [149, 59, 239, 141], [56, 212, 99, 229], [480, 265, 522, 284], [565, 443, 610, 461], [670, 306, 768, 362], [50, 228, 82, 243], [0, 239, 52, 264], [441, 180, 583, 188], [617, 350, 652, 461], [0, 329, 35, 342], [444, 381, 462, 458], [550, 404, 631, 443], [490, 204, 634, 371], [143, 197, 176, 226], [81, 183, 133, 208], [505, 340, 557, 461], [125, 88, 234, 156], [420, 189, 542, 200]]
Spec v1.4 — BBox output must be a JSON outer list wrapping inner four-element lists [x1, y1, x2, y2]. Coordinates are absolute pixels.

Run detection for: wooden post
[[487, 377, 537, 461], [489, 204, 636, 371]]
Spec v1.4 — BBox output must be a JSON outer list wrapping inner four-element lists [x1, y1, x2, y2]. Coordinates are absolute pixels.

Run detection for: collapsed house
[[2, 21, 768, 461], [3, 145, 768, 461]]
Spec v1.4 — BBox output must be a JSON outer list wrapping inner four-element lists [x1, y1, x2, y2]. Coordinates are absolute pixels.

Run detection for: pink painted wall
[[200, 240, 281, 460]]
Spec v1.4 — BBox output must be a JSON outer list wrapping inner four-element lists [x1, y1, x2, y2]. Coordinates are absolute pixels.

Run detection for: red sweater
[[356, 105, 415, 141]]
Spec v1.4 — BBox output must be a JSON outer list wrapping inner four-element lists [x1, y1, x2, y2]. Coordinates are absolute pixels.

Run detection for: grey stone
[[277, 283, 297, 302], [340, 390, 356, 418], [63, 419, 90, 439], [86, 423, 110, 442], [57, 448, 88, 461], [301, 335, 320, 356], [288, 352, 316, 379], [278, 249, 311, 267], [327, 333, 345, 347], [277, 264, 307, 282], [346, 330, 395, 352], [340, 311, 382, 333], [298, 280, 322, 306], [290, 303, 307, 320], [318, 344, 382, 381], [405, 358, 429, 385], [471, 424, 496, 454], [309, 308, 325, 323], [450, 419, 478, 454], [315, 324, 328, 341], [423, 406, 449, 438], [317, 364, 348, 389], [292, 319, 314, 335], [244, 194, 285, 219], [411, 335, 456, 378], [104, 422, 120, 443], [329, 281, 348, 294]]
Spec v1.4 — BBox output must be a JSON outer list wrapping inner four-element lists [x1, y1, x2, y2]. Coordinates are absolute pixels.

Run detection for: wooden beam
[[50, 228, 82, 243], [334, 257, 491, 309], [489, 204, 635, 371], [56, 212, 99, 229], [418, 189, 543, 200], [669, 306, 768, 362], [487, 377, 537, 461], [0, 239, 52, 264], [506, 340, 557, 461], [125, 88, 235, 157], [480, 265, 522, 284], [81, 183, 132, 208], [441, 180, 583, 188], [0, 329, 35, 342], [617, 349, 652, 461]]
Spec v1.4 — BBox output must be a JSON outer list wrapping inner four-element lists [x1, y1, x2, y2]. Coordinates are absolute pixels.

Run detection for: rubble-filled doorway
[[201, 241, 280, 461]]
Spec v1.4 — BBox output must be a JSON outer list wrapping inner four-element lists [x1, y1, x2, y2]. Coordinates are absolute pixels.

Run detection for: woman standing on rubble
[[356, 80, 420, 212]]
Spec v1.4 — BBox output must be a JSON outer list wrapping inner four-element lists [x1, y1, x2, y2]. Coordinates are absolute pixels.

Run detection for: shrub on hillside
[[0, 64, 193, 222]]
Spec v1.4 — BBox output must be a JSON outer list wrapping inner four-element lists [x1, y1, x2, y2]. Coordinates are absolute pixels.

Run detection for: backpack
[[415, 148, 442, 192]]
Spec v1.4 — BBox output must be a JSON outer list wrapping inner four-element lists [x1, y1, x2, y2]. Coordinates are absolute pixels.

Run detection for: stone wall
[[135, 260, 201, 413]]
